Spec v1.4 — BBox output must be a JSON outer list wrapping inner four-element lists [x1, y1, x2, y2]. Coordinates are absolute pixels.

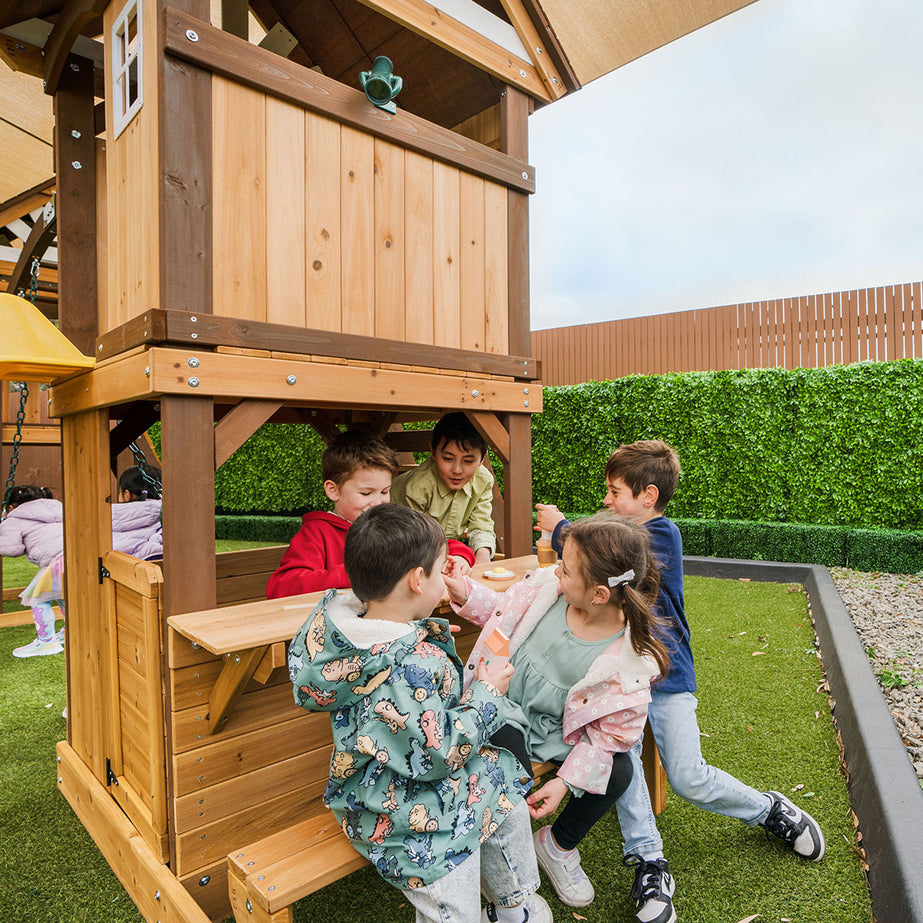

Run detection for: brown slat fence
[[531, 282, 923, 386]]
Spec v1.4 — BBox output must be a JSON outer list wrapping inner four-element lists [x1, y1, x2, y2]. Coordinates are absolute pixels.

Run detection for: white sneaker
[[533, 826, 594, 907], [481, 894, 552, 923], [13, 637, 64, 658]]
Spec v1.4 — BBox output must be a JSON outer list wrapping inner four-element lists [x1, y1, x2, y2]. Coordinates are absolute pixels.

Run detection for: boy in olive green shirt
[[390, 412, 495, 563]]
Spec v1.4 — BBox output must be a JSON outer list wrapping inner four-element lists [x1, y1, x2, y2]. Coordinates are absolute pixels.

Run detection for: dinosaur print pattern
[[287, 590, 529, 888]]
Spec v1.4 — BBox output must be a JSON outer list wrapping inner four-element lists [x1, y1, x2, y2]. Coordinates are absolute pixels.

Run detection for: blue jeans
[[404, 801, 540, 923], [616, 690, 772, 859]]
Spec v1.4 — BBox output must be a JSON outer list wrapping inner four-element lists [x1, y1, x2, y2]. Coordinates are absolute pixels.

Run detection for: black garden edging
[[685, 556, 923, 923]]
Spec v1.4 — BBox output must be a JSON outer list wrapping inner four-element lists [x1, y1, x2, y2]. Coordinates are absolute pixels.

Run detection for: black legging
[[489, 725, 634, 851]]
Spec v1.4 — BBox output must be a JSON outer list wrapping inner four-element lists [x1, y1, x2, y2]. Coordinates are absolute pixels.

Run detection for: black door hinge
[[105, 758, 118, 787], [98, 557, 110, 584]]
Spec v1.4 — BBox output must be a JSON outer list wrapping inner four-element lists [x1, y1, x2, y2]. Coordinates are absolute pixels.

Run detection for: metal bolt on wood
[[188, 357, 200, 368], [186, 29, 199, 42], [471, 390, 478, 397], [71, 161, 82, 169], [188, 377, 200, 387]]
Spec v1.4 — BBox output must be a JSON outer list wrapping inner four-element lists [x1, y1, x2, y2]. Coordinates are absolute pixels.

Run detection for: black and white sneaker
[[624, 854, 676, 923], [760, 791, 826, 861]]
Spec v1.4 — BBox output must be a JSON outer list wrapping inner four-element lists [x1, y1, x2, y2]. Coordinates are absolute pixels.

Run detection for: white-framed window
[[111, 0, 143, 139]]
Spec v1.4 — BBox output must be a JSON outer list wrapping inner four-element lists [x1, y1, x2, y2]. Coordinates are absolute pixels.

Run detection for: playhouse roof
[[0, 0, 758, 204]]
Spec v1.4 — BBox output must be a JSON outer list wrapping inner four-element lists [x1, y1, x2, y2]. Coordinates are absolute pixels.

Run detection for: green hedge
[[532, 360, 923, 530]]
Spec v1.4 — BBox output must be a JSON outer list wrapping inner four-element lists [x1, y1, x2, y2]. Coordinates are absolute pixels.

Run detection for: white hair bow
[[608, 569, 635, 587]]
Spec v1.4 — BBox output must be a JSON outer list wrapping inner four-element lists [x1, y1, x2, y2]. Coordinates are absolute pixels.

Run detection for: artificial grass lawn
[[1, 561, 872, 922]]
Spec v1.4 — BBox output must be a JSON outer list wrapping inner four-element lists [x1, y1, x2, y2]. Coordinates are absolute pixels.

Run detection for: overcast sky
[[528, 0, 923, 330]]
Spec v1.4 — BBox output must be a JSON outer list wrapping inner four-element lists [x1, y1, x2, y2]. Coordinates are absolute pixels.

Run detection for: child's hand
[[527, 777, 569, 819], [534, 503, 565, 534], [474, 547, 492, 565], [476, 658, 514, 694], [445, 554, 471, 577], [442, 563, 469, 605]]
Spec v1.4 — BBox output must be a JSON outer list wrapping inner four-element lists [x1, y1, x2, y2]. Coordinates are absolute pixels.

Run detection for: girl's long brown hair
[[561, 512, 670, 679]]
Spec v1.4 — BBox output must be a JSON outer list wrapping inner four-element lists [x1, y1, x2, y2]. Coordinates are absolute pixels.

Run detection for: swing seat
[[0, 293, 94, 382]]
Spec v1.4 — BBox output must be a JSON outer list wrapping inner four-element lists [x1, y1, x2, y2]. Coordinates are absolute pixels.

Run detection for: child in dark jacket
[[536, 440, 825, 923]]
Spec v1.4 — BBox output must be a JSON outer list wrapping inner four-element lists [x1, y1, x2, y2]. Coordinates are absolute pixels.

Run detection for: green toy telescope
[[360, 56, 402, 114]]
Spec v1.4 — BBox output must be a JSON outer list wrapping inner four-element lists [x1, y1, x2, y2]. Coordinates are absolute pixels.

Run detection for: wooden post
[[499, 87, 533, 556], [61, 410, 112, 784], [502, 413, 533, 557], [54, 53, 98, 355], [500, 86, 530, 357], [160, 396, 216, 617]]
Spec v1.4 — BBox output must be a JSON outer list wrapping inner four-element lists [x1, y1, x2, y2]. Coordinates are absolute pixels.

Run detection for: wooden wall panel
[[459, 172, 486, 351], [305, 113, 342, 332], [433, 162, 461, 348], [404, 151, 435, 345], [102, 0, 160, 335], [341, 127, 374, 336], [212, 79, 266, 320], [266, 97, 306, 327], [373, 139, 405, 341]]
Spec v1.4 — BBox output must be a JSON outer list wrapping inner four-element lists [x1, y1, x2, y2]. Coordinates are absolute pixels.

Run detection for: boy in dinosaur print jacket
[[288, 504, 551, 923]]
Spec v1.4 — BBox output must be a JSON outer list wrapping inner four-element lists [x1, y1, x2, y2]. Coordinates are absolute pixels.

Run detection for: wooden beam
[[5, 211, 56, 294], [42, 0, 106, 96], [214, 398, 284, 468], [53, 52, 98, 355], [162, 8, 536, 195], [468, 410, 510, 465], [49, 350, 154, 418], [220, 0, 248, 38], [354, 0, 551, 101], [516, 0, 580, 92], [497, 0, 566, 99], [109, 402, 162, 474], [146, 349, 541, 413], [209, 646, 269, 734], [95, 309, 541, 379], [0, 177, 55, 228]]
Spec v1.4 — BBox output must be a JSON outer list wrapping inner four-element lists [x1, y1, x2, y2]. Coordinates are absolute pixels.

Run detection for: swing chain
[[28, 257, 40, 304], [128, 441, 162, 493], [3, 382, 30, 516]]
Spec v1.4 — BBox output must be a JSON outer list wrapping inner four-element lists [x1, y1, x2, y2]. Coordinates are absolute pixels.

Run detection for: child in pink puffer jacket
[[1, 468, 163, 659], [0, 485, 67, 658]]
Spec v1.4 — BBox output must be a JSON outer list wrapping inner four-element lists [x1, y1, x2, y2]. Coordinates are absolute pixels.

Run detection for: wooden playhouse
[[0, 1, 757, 920]]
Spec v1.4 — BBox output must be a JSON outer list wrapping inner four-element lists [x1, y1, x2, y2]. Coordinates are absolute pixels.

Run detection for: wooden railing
[[531, 281, 923, 386]]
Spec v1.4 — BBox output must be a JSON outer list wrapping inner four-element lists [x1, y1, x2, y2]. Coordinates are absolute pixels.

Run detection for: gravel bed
[[828, 566, 923, 782]]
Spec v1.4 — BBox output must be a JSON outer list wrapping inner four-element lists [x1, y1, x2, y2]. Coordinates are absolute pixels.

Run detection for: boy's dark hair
[[119, 465, 163, 500], [430, 412, 487, 458], [604, 440, 680, 512], [322, 431, 400, 487], [4, 485, 53, 507], [345, 504, 446, 602]]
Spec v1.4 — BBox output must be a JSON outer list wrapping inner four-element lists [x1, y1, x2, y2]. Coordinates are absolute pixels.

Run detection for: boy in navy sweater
[[536, 440, 824, 923]]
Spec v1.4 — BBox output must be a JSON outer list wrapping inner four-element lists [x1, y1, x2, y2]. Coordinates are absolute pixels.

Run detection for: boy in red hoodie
[[267, 431, 474, 598]]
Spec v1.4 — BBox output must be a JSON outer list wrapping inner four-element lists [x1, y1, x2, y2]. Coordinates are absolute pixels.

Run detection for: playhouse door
[[103, 551, 170, 862]]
